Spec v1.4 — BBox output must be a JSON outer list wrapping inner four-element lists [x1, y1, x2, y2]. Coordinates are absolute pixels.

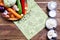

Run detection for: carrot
[[8, 18, 18, 20], [0, 0, 3, 3], [0, 0, 4, 6], [10, 14, 15, 18], [7, 8, 22, 19], [0, 3, 4, 6], [8, 12, 15, 18]]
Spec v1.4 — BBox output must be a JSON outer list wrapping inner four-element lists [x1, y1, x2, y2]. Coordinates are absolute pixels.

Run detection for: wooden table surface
[[0, 0, 60, 40]]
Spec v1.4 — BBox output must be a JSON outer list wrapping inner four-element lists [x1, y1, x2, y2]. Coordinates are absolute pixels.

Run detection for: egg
[[48, 1, 57, 10], [47, 30, 57, 40], [46, 18, 57, 30], [49, 10, 56, 17]]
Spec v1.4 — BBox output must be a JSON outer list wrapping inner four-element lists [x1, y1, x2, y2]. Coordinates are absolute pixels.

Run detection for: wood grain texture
[[0, 0, 60, 40]]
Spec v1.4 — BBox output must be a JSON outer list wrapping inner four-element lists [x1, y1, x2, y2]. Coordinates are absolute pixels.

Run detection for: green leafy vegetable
[[3, 0, 16, 7]]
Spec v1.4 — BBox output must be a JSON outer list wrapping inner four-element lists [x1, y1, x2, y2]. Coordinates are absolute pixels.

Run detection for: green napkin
[[14, 0, 48, 40]]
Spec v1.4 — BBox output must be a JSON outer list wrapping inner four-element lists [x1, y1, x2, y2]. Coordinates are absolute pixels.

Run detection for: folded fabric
[[14, 0, 48, 40]]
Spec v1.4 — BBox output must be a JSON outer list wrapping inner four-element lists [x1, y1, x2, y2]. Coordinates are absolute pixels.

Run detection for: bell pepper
[[21, 0, 25, 14], [25, 2, 28, 14], [21, 0, 28, 15]]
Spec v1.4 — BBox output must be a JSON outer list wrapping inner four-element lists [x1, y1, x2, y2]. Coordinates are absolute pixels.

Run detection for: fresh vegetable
[[2, 10, 19, 20], [10, 14, 15, 18], [0, 3, 4, 6], [0, 6, 5, 12], [21, 0, 28, 14], [8, 18, 19, 20], [8, 12, 15, 18], [3, 0, 16, 7], [25, 3, 28, 14], [8, 12, 20, 20], [21, 0, 25, 14], [0, 0, 3, 3], [25, 3, 28, 10], [17, 0, 22, 14], [0, 0, 4, 6], [12, 5, 19, 11], [2, 14, 10, 18], [0, 0, 27, 21], [2, 10, 10, 18], [7, 8, 22, 19], [3, 10, 8, 15]]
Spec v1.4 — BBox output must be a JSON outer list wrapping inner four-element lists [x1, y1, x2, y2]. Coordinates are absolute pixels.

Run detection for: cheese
[[46, 18, 57, 29], [48, 1, 57, 10], [49, 10, 56, 17]]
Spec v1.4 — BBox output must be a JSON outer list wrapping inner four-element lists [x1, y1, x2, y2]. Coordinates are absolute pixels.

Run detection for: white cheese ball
[[46, 18, 57, 30], [49, 10, 56, 17], [48, 1, 57, 10], [47, 30, 57, 39]]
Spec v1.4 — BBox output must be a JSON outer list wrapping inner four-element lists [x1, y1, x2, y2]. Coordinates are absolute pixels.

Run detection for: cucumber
[[17, 0, 22, 14]]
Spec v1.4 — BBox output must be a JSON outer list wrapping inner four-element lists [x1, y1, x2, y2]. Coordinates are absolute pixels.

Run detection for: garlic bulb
[[48, 1, 57, 10], [46, 18, 57, 30]]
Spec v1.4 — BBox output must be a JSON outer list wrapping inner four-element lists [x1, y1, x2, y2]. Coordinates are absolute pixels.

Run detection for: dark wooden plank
[[0, 25, 26, 39], [0, 30, 26, 39]]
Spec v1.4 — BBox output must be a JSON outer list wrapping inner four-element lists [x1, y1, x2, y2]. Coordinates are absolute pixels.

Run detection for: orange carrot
[[0, 3, 4, 6], [0, 0, 4, 6], [7, 8, 22, 19], [0, 0, 3, 3], [8, 18, 18, 20], [8, 12, 15, 18], [10, 14, 15, 18]]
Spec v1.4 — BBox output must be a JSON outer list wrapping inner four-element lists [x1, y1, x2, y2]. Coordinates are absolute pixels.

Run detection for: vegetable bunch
[[0, 0, 28, 21]]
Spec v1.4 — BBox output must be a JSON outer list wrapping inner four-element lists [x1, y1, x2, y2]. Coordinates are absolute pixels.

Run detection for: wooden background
[[0, 0, 60, 40]]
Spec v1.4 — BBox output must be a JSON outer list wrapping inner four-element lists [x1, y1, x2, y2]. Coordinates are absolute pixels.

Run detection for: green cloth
[[14, 0, 48, 40]]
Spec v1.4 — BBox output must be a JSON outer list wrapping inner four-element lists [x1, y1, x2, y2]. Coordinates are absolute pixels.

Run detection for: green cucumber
[[17, 0, 22, 14]]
